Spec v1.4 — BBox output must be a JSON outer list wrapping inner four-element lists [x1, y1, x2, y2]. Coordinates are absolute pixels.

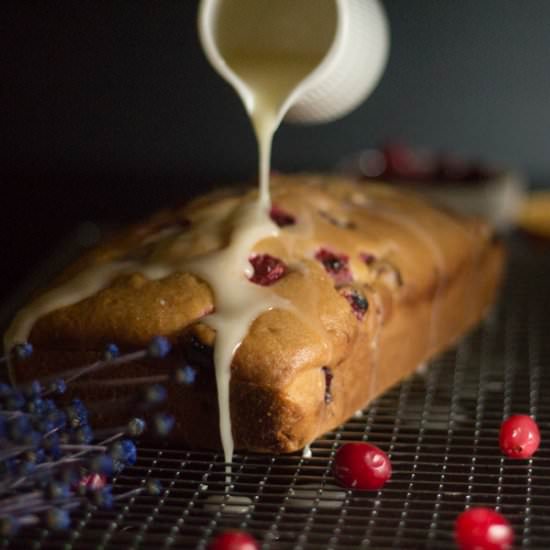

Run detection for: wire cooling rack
[[2, 233, 550, 549]]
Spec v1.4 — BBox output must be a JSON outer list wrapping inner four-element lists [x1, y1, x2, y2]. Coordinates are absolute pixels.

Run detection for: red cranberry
[[208, 531, 259, 550], [499, 415, 540, 459], [382, 143, 417, 179], [455, 508, 514, 550], [315, 248, 353, 285], [249, 254, 287, 286], [270, 205, 295, 227], [360, 252, 376, 265], [382, 143, 435, 180], [333, 442, 391, 490], [321, 366, 333, 404], [340, 288, 369, 320], [79, 473, 107, 491], [466, 162, 496, 182], [437, 153, 471, 181]]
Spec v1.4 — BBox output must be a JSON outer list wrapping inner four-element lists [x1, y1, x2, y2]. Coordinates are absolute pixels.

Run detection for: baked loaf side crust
[[12, 174, 505, 453]]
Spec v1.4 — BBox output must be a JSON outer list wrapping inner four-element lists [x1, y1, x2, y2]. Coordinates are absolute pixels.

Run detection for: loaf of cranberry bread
[[10, 174, 505, 453]]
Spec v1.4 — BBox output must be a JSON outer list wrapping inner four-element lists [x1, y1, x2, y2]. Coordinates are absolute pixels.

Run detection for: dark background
[[2, 0, 550, 302]]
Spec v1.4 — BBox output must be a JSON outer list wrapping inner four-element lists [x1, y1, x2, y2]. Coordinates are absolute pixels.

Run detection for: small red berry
[[208, 531, 259, 550], [382, 143, 434, 180], [321, 366, 333, 404], [455, 508, 514, 550], [340, 288, 369, 320], [333, 442, 391, 490], [499, 415, 540, 459], [249, 254, 287, 286], [437, 153, 471, 181], [270, 205, 295, 227], [315, 248, 353, 285]]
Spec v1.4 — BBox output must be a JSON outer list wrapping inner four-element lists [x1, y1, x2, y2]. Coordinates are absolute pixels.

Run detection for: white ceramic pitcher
[[198, 0, 390, 125]]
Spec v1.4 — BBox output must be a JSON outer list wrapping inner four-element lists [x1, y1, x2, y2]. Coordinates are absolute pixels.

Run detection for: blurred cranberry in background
[[340, 141, 525, 232], [353, 142, 497, 184]]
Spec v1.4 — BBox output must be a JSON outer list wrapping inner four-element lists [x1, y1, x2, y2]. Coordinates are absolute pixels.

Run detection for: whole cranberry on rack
[[455, 507, 514, 550], [333, 442, 391, 490], [208, 530, 259, 550], [499, 415, 541, 459]]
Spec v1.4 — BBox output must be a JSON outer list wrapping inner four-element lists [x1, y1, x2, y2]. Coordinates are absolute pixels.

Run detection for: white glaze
[[187, 205, 287, 468], [4, 261, 136, 354], [192, 41, 329, 469]]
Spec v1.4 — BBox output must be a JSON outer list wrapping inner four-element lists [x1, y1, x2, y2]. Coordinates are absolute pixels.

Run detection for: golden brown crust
[[13, 174, 505, 452]]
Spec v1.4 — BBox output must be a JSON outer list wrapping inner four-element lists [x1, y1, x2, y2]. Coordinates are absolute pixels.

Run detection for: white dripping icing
[[5, 1, 337, 471], [302, 444, 312, 459], [4, 261, 136, 357], [185, 202, 285, 468]]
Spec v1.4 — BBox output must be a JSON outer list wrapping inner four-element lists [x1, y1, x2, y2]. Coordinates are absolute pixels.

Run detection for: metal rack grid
[[3, 237, 550, 549]]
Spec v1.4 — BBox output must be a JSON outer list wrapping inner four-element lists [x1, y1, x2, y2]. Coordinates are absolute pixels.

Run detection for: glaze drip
[[185, 201, 286, 466]]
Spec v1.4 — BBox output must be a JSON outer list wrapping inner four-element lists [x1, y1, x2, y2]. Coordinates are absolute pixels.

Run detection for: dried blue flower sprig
[[0, 336, 183, 537]]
